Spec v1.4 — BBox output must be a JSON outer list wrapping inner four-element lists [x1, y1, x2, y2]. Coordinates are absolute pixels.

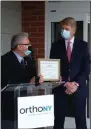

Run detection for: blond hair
[[60, 17, 77, 32]]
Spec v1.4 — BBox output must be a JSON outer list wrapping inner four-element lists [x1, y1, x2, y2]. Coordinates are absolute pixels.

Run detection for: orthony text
[[19, 105, 52, 114]]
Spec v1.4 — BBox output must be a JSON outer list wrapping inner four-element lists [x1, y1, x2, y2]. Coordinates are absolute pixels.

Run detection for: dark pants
[[1, 90, 27, 129], [1, 120, 15, 129], [53, 89, 87, 129]]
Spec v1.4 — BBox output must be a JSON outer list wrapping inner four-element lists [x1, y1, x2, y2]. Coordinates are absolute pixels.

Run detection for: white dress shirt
[[65, 36, 75, 52], [13, 51, 23, 63]]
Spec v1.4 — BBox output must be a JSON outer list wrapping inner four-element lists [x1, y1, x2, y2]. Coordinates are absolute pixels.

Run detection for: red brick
[[34, 54, 44, 59], [38, 16, 44, 21], [30, 1, 44, 5], [22, 10, 31, 17], [31, 43, 38, 48], [31, 22, 44, 27], [32, 43, 44, 48], [32, 43, 38, 48], [33, 48, 38, 54], [30, 27, 38, 33], [31, 10, 44, 15], [30, 38, 37, 43], [38, 48, 45, 53], [22, 5, 36, 10], [38, 53, 44, 58], [31, 32, 44, 38], [23, 27, 38, 32], [35, 4, 45, 9], [22, 5, 44, 10], [37, 38, 44, 43], [22, 1, 45, 57], [37, 41, 44, 45], [22, 24, 31, 29], [22, 28, 31, 32], [22, 1, 44, 5], [37, 42, 44, 46], [38, 27, 44, 32], [22, 16, 38, 22], [33, 54, 37, 58]]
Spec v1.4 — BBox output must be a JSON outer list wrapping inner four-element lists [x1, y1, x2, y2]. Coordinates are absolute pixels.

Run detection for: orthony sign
[[19, 105, 52, 114]]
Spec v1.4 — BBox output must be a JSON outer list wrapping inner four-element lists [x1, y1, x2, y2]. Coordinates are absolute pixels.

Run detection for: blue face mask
[[24, 50, 31, 56], [61, 29, 70, 39]]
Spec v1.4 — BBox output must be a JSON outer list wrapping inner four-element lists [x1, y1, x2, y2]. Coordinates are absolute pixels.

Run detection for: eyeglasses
[[18, 43, 31, 46]]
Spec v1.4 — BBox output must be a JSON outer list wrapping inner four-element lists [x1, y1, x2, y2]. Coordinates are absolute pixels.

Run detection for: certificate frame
[[38, 58, 60, 81]]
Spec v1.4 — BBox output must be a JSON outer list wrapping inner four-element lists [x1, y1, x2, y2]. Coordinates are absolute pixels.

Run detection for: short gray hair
[[11, 32, 29, 49]]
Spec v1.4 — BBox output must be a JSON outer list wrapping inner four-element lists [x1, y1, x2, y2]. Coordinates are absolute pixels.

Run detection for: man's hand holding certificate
[[38, 58, 60, 81], [38, 58, 65, 88]]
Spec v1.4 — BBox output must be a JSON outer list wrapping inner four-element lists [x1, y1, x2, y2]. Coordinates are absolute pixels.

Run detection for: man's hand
[[30, 76, 35, 83], [38, 74, 44, 84], [30, 75, 44, 84], [59, 76, 62, 82], [64, 82, 79, 95], [65, 89, 72, 95], [64, 82, 73, 91]]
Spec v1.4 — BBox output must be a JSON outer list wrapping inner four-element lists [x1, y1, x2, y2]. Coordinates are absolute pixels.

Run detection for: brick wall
[[21, 1, 45, 61]]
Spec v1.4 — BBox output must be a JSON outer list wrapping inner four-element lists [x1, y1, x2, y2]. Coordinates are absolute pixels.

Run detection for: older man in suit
[[50, 17, 90, 129], [1, 32, 43, 88], [1, 32, 43, 129]]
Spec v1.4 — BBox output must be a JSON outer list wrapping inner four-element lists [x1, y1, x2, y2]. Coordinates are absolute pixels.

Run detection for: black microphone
[[28, 46, 35, 58], [35, 76, 40, 86], [1, 80, 11, 92], [24, 46, 33, 61], [28, 46, 32, 51]]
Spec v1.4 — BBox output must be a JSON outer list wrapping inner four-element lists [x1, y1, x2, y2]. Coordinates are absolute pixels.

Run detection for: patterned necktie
[[21, 58, 26, 69], [67, 41, 71, 62]]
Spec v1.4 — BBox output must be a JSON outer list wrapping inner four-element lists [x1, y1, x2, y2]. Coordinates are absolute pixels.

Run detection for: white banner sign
[[18, 95, 54, 128]]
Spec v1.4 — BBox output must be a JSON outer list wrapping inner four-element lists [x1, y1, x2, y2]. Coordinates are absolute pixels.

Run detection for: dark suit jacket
[[1, 50, 37, 88], [50, 38, 90, 97], [1, 50, 37, 120]]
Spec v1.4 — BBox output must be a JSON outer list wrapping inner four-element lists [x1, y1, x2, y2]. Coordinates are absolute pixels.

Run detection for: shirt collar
[[65, 36, 75, 44], [13, 51, 23, 63]]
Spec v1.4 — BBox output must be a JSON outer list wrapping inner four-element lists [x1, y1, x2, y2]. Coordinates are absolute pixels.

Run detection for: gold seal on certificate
[[38, 58, 60, 81]]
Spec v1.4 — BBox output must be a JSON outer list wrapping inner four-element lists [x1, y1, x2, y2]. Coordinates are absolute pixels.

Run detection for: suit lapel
[[70, 38, 79, 65], [10, 51, 22, 68], [61, 39, 68, 62]]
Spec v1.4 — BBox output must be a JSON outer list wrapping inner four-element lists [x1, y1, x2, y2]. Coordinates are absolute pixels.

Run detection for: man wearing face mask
[[1, 32, 43, 129], [1, 32, 43, 87], [50, 17, 90, 129]]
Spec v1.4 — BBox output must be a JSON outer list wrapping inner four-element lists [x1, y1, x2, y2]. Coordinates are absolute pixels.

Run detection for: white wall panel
[[1, 1, 21, 55]]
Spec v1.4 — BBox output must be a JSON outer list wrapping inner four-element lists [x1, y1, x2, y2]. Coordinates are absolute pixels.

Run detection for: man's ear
[[73, 27, 76, 35], [72, 29, 75, 36], [17, 45, 22, 50]]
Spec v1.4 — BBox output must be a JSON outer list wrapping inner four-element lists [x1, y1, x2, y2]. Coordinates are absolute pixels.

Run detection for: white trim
[[83, 13, 89, 42]]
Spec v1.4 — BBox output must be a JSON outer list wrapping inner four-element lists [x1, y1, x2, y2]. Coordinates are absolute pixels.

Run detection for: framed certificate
[[38, 58, 60, 81]]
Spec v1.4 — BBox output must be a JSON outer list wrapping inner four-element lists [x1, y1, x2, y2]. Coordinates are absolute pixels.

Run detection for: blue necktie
[[21, 58, 26, 69]]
